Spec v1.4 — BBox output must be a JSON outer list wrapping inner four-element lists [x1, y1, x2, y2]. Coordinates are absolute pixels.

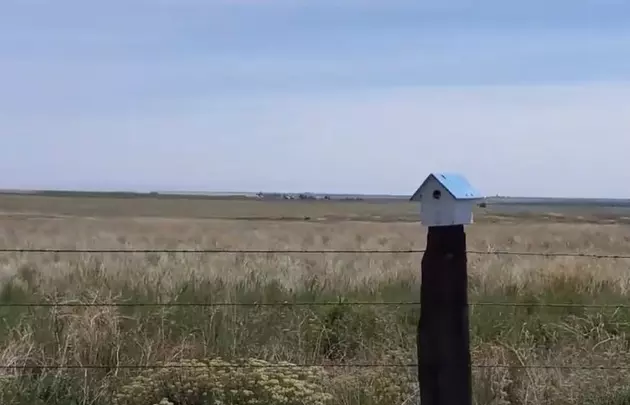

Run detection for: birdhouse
[[410, 173, 482, 227]]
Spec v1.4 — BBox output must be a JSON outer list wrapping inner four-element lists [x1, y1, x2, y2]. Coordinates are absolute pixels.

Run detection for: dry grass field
[[1, 194, 630, 404]]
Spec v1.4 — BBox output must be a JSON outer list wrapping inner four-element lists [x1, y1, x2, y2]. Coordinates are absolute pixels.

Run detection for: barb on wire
[[2, 301, 629, 309], [2, 363, 630, 370], [0, 247, 629, 259]]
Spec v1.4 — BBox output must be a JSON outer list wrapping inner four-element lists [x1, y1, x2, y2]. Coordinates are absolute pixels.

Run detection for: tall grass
[[1, 217, 630, 404]]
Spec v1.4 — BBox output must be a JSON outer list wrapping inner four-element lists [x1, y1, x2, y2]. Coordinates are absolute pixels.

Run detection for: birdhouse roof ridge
[[412, 172, 482, 201]]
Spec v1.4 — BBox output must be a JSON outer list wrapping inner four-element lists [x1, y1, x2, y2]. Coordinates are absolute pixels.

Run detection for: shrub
[[329, 368, 417, 405], [0, 374, 88, 405], [113, 358, 333, 405], [582, 388, 630, 405]]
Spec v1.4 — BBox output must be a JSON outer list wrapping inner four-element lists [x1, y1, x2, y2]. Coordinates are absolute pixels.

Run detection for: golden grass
[[1, 199, 630, 404]]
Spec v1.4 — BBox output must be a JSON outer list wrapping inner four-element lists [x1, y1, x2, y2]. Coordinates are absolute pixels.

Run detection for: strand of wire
[[2, 363, 629, 370], [1, 247, 630, 259], [2, 301, 630, 308]]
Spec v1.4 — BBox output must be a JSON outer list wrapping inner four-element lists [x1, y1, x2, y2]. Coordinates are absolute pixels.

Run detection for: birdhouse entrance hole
[[432, 190, 441, 200]]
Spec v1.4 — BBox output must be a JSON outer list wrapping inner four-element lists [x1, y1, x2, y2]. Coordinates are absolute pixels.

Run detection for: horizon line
[[1, 188, 630, 202]]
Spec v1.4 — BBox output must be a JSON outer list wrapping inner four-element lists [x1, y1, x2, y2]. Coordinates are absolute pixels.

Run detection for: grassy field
[[1, 194, 630, 404], [3, 192, 630, 224]]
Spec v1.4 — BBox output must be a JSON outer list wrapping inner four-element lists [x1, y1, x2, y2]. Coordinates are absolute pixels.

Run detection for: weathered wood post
[[410, 173, 482, 405]]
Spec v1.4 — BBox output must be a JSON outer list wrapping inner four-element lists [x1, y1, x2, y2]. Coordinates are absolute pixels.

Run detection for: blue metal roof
[[414, 172, 482, 200]]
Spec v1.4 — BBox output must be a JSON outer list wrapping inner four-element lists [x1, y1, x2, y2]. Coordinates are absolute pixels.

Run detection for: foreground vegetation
[[1, 202, 630, 404]]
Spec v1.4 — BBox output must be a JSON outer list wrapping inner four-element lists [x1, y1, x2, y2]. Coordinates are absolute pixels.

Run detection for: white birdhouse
[[410, 173, 483, 227]]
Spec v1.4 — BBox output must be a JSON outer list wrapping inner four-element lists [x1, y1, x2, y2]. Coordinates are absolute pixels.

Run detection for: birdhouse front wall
[[420, 199, 474, 226], [417, 176, 475, 226]]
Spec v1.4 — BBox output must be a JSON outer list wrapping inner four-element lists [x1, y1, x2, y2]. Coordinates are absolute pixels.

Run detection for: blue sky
[[2, 1, 630, 198]]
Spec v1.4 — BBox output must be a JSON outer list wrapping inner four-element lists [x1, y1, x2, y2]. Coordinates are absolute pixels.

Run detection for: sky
[[2, 1, 630, 198]]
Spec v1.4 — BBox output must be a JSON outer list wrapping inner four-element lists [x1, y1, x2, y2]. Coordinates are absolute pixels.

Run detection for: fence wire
[[0, 248, 629, 259], [1, 301, 629, 308], [1, 363, 629, 370]]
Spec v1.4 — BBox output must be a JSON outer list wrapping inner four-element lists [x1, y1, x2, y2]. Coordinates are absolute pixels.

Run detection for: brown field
[[1, 194, 630, 404]]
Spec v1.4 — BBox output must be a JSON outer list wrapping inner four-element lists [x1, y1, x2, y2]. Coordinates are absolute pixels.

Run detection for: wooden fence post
[[418, 225, 471, 405], [411, 173, 481, 405]]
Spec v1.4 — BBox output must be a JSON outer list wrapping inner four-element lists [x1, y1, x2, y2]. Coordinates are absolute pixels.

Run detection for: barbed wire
[[1, 363, 629, 370], [475, 364, 630, 370], [1, 247, 629, 259], [2, 248, 626, 374], [0, 249, 623, 308], [1, 301, 628, 308]]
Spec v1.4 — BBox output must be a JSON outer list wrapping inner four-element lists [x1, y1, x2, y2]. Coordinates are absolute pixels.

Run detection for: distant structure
[[410, 172, 483, 226], [255, 192, 333, 201]]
